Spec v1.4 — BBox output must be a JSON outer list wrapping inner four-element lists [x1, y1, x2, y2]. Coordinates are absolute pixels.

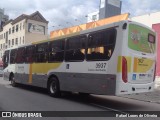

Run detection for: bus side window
[[25, 45, 35, 63], [65, 35, 86, 62], [3, 50, 9, 68], [35, 43, 48, 63], [87, 28, 116, 61], [10, 49, 17, 64], [48, 39, 65, 62], [16, 47, 25, 63]]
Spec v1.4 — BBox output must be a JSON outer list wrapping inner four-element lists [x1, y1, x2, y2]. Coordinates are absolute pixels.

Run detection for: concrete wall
[[131, 12, 160, 28], [153, 23, 160, 76]]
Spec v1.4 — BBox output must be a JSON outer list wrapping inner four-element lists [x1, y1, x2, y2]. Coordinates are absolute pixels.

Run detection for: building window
[[92, 15, 97, 21], [0, 34, 3, 40], [9, 28, 11, 34], [0, 44, 2, 49], [100, 0, 105, 8], [23, 22, 25, 29], [12, 39, 14, 45], [16, 25, 19, 32], [20, 37, 21, 44], [12, 26, 15, 33], [23, 36, 25, 44], [4, 33, 5, 38], [3, 43, 5, 49], [20, 23, 22, 30], [8, 40, 10, 46], [16, 38, 18, 45]]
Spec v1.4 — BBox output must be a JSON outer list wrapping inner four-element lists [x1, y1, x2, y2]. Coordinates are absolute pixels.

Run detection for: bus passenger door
[[63, 35, 86, 92]]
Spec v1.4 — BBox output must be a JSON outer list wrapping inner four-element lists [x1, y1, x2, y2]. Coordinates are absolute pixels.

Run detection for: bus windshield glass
[[128, 24, 156, 54]]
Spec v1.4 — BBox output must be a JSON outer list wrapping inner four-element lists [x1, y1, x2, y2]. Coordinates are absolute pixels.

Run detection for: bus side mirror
[[122, 23, 127, 30]]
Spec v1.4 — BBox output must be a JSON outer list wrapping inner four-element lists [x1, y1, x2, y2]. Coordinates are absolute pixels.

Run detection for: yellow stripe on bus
[[28, 64, 33, 84], [32, 63, 62, 74], [133, 58, 138, 72], [117, 56, 131, 73], [28, 63, 62, 83], [117, 56, 122, 72]]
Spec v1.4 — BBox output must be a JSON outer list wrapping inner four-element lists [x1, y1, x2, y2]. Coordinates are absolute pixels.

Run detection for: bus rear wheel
[[48, 77, 61, 97]]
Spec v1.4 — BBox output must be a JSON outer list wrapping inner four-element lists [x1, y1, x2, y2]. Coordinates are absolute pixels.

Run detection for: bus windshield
[[128, 24, 156, 54]]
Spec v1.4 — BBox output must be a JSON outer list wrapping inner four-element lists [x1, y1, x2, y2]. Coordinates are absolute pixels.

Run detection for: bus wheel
[[48, 77, 61, 97], [10, 75, 16, 87]]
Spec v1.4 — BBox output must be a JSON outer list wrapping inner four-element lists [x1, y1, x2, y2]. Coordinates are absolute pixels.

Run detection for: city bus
[[3, 20, 156, 97]]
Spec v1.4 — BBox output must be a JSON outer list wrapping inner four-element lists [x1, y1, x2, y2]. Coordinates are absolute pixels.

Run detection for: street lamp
[[52, 25, 56, 29], [51, 25, 60, 30], [58, 24, 66, 29], [66, 22, 74, 26], [75, 19, 83, 24]]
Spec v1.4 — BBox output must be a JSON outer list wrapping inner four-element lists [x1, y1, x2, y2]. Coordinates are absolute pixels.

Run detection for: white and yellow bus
[[3, 20, 156, 97]]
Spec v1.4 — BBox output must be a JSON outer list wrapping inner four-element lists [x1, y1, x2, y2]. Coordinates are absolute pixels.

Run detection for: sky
[[0, 0, 160, 32]]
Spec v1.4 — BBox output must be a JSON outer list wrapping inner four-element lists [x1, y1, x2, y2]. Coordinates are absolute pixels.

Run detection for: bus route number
[[96, 63, 107, 69]]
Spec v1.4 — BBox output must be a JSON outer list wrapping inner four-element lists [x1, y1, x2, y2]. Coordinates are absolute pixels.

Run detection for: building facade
[[131, 12, 160, 27], [153, 23, 160, 76], [86, 11, 99, 23], [99, 0, 122, 19], [131, 11, 160, 76], [0, 11, 48, 58], [87, 0, 122, 23]]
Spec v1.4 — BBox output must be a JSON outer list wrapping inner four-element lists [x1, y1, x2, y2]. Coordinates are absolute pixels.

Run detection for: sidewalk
[[155, 77, 160, 89], [120, 77, 160, 103], [0, 77, 10, 85]]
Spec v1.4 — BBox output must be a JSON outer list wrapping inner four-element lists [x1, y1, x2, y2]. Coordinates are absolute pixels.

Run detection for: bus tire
[[10, 74, 16, 87], [48, 77, 61, 97]]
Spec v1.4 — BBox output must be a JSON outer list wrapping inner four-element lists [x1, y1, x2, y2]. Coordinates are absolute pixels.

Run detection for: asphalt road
[[0, 77, 160, 120]]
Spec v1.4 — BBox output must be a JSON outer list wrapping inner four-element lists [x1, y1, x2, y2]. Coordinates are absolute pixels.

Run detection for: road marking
[[90, 103, 128, 114]]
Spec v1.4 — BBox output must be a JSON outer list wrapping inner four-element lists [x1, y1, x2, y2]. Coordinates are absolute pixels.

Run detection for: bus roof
[[50, 13, 129, 39]]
